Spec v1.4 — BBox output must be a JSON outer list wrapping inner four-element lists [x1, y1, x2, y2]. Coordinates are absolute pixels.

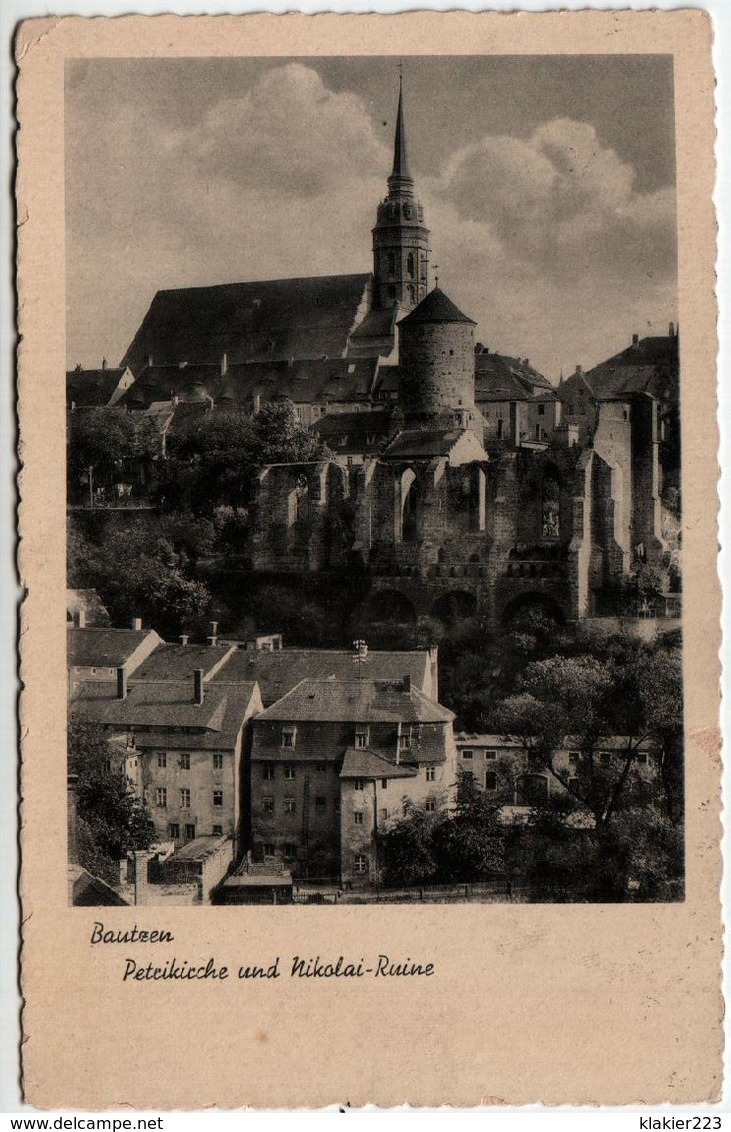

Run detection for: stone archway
[[362, 588, 418, 625]]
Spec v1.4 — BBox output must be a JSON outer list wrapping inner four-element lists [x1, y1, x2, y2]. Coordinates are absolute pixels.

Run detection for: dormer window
[[355, 727, 369, 749], [281, 727, 296, 750], [398, 727, 412, 753]]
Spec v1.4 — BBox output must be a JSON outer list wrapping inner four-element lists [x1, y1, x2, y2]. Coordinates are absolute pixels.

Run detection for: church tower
[[372, 78, 430, 312]]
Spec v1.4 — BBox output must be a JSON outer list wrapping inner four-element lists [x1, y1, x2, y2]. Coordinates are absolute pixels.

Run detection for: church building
[[116, 79, 671, 628]]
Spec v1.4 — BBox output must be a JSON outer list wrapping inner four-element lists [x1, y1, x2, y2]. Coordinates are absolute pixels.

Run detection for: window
[[538, 404, 545, 416], [156, 788, 167, 808], [425, 766, 436, 782], [485, 750, 497, 761], [398, 729, 411, 752], [353, 854, 368, 875], [485, 771, 498, 791], [213, 753, 224, 770], [213, 790, 223, 808], [497, 419, 504, 439], [425, 799, 436, 813], [353, 778, 365, 791], [179, 753, 190, 770], [315, 796, 326, 813], [168, 822, 180, 839], [353, 811, 364, 826], [379, 808, 388, 823], [355, 728, 369, 749], [212, 825, 223, 836], [263, 765, 275, 780], [635, 752, 649, 766], [283, 843, 297, 859], [180, 788, 191, 809], [461, 749, 473, 760], [316, 762, 328, 773], [281, 728, 296, 749], [262, 843, 276, 857], [388, 252, 396, 275], [184, 823, 196, 840], [283, 763, 296, 780], [568, 752, 580, 767], [406, 252, 414, 278], [284, 797, 296, 814], [157, 753, 167, 769], [262, 796, 274, 814], [381, 778, 388, 790]]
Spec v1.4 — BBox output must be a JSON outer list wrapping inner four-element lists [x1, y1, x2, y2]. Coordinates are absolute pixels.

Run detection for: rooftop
[[257, 678, 453, 724], [67, 366, 130, 408], [340, 747, 418, 780], [121, 273, 374, 376], [68, 627, 161, 669], [212, 647, 433, 706], [133, 643, 237, 682], [399, 287, 476, 327]]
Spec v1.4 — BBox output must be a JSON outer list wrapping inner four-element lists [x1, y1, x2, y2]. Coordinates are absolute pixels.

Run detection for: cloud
[[66, 71, 676, 380]]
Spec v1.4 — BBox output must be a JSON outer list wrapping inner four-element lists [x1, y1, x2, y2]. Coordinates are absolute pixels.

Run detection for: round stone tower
[[398, 286, 477, 428]]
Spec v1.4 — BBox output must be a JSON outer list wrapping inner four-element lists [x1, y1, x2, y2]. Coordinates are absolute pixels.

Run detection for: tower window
[[388, 285, 397, 299], [406, 252, 414, 277], [388, 252, 396, 275]]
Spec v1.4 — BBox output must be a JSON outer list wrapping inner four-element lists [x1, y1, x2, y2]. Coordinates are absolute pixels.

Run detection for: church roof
[[391, 75, 411, 181], [398, 287, 476, 327], [67, 366, 130, 408], [121, 274, 373, 376]]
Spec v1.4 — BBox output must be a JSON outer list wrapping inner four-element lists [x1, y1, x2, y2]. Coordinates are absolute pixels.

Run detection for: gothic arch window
[[542, 470, 561, 541], [406, 252, 415, 278], [399, 468, 419, 543], [388, 252, 396, 275], [406, 283, 415, 303], [388, 284, 397, 299]]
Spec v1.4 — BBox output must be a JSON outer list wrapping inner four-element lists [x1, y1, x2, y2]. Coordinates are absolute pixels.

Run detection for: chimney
[[131, 616, 142, 631], [147, 355, 154, 368], [403, 674, 411, 693], [669, 321, 675, 337], [117, 667, 128, 700], [221, 353, 228, 376], [575, 364, 583, 377], [632, 334, 639, 347], [102, 356, 107, 370], [207, 620, 219, 647], [253, 394, 261, 414], [179, 633, 189, 646], [77, 609, 86, 629], [194, 668, 204, 706], [67, 774, 79, 865], [75, 363, 82, 373]]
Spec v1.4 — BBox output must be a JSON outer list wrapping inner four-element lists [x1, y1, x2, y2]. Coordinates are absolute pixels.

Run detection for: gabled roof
[[399, 287, 475, 326], [67, 627, 161, 669], [67, 367, 131, 408], [212, 647, 433, 706], [312, 410, 395, 455], [340, 747, 417, 780], [71, 679, 261, 748], [257, 678, 453, 724], [382, 428, 488, 464], [121, 274, 373, 376], [475, 353, 556, 402], [579, 334, 679, 401], [133, 643, 237, 682]]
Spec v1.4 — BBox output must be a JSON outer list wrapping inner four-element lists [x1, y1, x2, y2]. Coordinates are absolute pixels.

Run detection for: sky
[[65, 55, 677, 380]]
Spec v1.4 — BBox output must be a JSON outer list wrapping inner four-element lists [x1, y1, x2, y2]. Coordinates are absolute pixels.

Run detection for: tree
[[379, 802, 439, 887], [250, 400, 328, 466], [431, 771, 504, 881], [69, 720, 153, 885]]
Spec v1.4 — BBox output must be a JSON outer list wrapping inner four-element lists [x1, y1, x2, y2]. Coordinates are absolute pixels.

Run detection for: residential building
[[248, 676, 457, 885]]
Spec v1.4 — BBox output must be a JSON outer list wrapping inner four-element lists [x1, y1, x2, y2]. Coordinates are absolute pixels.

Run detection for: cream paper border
[[16, 11, 720, 1108]]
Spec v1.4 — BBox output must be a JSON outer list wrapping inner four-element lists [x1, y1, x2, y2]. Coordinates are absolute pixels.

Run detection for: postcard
[[16, 10, 720, 1107]]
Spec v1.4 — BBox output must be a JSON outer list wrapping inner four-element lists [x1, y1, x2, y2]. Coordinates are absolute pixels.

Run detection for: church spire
[[371, 77, 430, 312], [390, 75, 411, 183]]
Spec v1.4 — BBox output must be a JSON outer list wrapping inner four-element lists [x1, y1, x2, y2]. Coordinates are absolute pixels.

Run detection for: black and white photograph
[[65, 52, 684, 908]]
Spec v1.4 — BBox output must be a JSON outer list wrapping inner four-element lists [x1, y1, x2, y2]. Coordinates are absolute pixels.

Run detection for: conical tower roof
[[399, 287, 476, 326]]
